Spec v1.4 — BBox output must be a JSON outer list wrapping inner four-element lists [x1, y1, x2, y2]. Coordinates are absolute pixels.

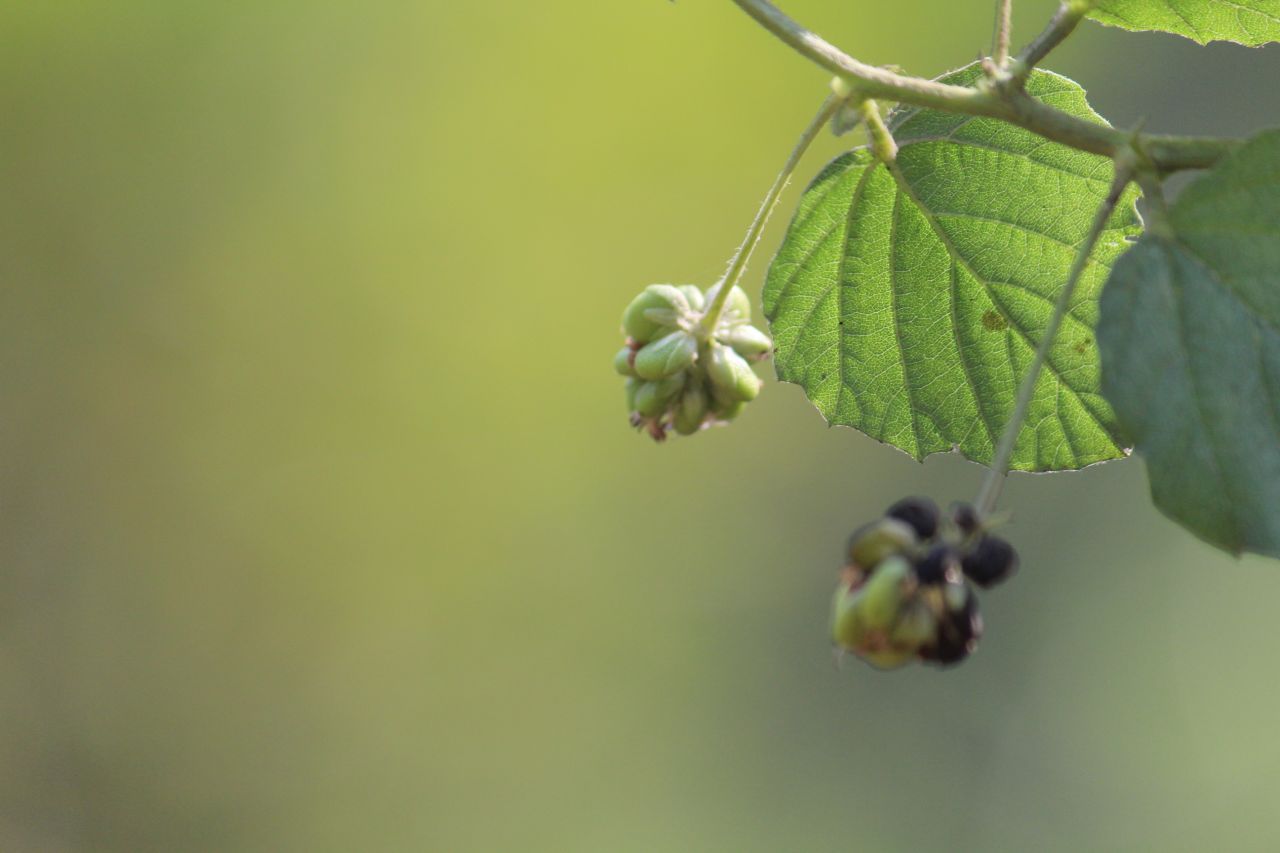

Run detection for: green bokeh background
[[2, 2, 1280, 850]]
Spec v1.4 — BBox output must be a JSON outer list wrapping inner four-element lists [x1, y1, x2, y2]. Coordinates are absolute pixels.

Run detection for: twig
[[728, 0, 1234, 171]]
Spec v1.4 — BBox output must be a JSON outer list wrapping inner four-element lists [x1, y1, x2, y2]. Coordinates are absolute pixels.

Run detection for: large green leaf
[[1090, 0, 1280, 46], [1097, 130, 1280, 557], [763, 65, 1140, 471]]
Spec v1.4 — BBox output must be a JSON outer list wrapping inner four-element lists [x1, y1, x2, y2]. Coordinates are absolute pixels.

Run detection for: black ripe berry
[[952, 502, 981, 536], [962, 535, 1019, 588], [914, 544, 960, 586], [885, 496, 940, 539]]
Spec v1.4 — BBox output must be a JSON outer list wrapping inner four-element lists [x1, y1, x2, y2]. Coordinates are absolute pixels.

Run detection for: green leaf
[[763, 65, 1140, 471], [1097, 130, 1280, 557], [1089, 0, 1280, 46]]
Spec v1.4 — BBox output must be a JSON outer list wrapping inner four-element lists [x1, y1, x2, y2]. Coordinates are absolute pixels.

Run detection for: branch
[[1009, 0, 1091, 87], [728, 0, 1236, 171]]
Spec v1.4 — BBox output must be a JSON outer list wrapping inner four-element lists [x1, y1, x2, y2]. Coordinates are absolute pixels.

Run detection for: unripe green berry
[[679, 285, 706, 312], [634, 330, 698, 381], [711, 398, 747, 423], [622, 285, 689, 343], [633, 373, 685, 418], [723, 324, 773, 359], [858, 646, 918, 670], [830, 580, 866, 652], [707, 343, 762, 402], [859, 555, 912, 631], [889, 599, 938, 649], [673, 382, 709, 436], [614, 345, 637, 377], [846, 516, 917, 570]]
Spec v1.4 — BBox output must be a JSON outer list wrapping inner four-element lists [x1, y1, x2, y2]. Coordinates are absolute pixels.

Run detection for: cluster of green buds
[[614, 282, 773, 441], [831, 497, 1019, 670]]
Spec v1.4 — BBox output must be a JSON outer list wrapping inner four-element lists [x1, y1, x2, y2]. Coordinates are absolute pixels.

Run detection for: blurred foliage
[[1, 1, 1280, 850]]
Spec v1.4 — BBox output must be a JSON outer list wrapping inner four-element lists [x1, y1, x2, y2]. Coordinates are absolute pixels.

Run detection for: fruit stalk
[[974, 163, 1133, 516], [700, 94, 841, 334]]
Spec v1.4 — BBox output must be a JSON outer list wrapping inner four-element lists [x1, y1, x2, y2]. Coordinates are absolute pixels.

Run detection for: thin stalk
[[974, 166, 1132, 517], [728, 0, 1234, 171], [702, 94, 842, 332]]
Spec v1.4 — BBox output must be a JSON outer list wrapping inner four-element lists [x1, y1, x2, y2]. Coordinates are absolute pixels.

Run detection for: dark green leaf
[[763, 65, 1140, 471], [1098, 129, 1280, 557]]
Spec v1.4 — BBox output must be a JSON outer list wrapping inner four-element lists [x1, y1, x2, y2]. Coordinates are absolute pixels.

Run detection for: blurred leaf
[[1098, 129, 1280, 557], [763, 65, 1139, 471], [1090, 0, 1280, 46]]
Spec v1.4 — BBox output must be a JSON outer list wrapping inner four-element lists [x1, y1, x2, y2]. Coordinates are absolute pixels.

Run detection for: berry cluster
[[831, 497, 1018, 670], [615, 283, 773, 441]]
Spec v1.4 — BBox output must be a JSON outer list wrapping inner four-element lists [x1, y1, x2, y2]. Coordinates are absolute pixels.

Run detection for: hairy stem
[[728, 0, 1235, 171], [993, 0, 1014, 66], [974, 166, 1132, 517], [701, 95, 842, 333]]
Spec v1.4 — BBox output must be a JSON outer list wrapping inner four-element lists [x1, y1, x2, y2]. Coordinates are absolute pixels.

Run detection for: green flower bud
[[673, 382, 710, 436], [614, 345, 637, 377], [707, 343, 762, 402], [679, 285, 706, 313], [705, 281, 752, 323], [723, 324, 773, 359], [633, 373, 685, 418], [634, 330, 698, 381], [622, 285, 690, 343], [846, 516, 917, 570]]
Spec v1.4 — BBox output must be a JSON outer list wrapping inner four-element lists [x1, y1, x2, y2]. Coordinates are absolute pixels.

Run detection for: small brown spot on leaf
[[1074, 337, 1091, 355], [981, 310, 1007, 332]]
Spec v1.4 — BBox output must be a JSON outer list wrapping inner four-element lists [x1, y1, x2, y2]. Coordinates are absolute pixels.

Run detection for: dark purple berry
[[885, 496, 940, 539], [962, 535, 1019, 588], [922, 588, 983, 666], [952, 502, 981, 536], [914, 544, 961, 586], [923, 634, 970, 666]]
